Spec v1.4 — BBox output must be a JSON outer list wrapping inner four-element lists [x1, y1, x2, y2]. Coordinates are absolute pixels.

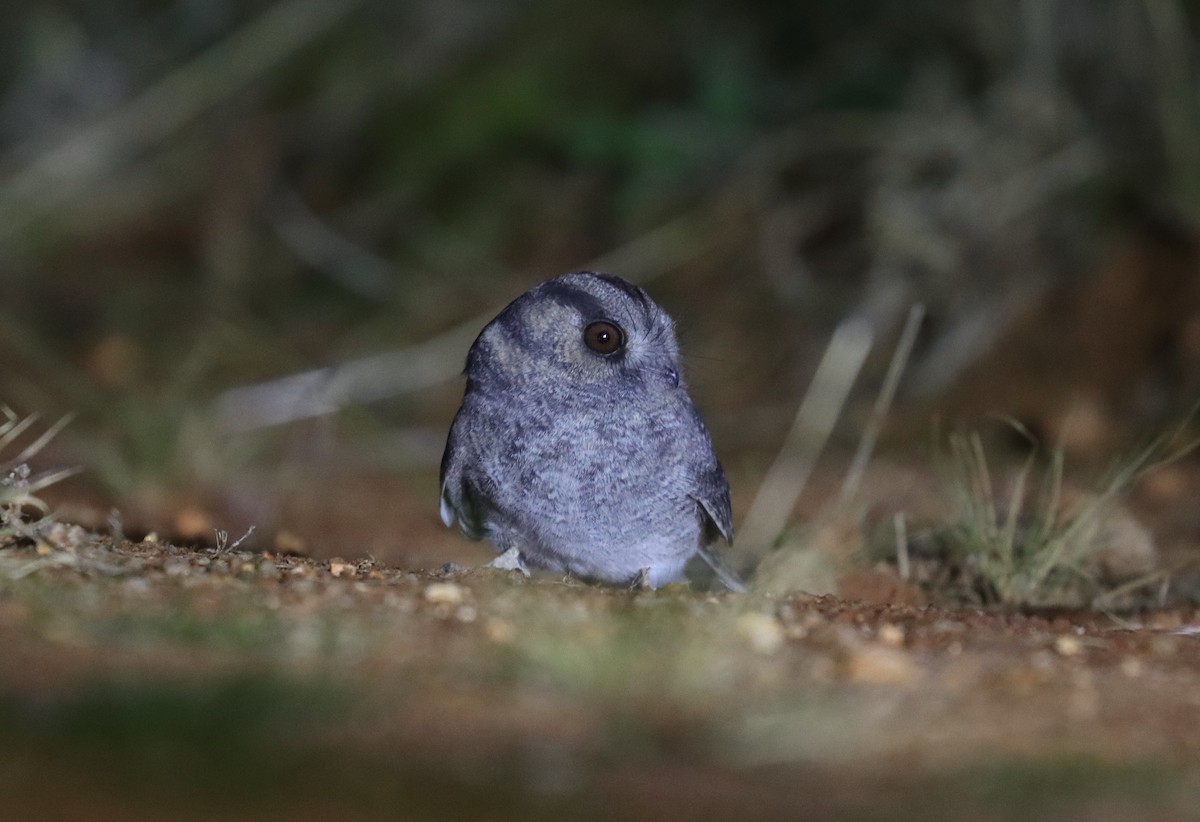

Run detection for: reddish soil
[[3, 530, 1200, 820]]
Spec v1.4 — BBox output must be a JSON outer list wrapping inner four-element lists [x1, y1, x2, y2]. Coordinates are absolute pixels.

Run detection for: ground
[[4, 520, 1200, 821]]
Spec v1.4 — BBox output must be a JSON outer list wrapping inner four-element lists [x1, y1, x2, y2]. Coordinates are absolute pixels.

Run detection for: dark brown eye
[[583, 320, 624, 355]]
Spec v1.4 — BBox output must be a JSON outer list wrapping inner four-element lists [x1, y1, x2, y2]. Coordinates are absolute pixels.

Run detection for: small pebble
[[1054, 635, 1082, 657], [123, 577, 150, 594], [45, 523, 87, 551], [455, 605, 478, 623], [877, 623, 906, 647], [273, 530, 306, 554], [845, 644, 921, 685], [737, 613, 785, 655], [485, 617, 516, 643], [1119, 656, 1143, 678], [424, 581, 466, 605]]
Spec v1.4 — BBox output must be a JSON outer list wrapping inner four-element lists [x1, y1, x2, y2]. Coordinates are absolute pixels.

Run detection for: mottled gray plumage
[[439, 271, 737, 589]]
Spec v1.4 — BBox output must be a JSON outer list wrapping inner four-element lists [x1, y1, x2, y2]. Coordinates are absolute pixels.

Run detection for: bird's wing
[[690, 459, 744, 592], [439, 415, 488, 540], [691, 461, 733, 543]]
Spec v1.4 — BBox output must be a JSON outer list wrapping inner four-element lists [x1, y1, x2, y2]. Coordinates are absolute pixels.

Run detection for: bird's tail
[[696, 544, 747, 593]]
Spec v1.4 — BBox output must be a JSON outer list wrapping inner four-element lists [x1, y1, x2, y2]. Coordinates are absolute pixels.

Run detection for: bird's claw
[[629, 567, 653, 591], [487, 546, 531, 577]]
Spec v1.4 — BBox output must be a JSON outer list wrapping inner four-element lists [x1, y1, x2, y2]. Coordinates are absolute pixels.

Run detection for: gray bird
[[439, 271, 741, 590]]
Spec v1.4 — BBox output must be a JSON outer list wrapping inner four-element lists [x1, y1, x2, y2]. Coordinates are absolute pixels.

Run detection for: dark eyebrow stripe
[[537, 279, 609, 321], [583, 271, 651, 308]]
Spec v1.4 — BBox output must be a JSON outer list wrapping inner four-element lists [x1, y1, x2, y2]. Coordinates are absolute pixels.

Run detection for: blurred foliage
[[1, 0, 1200, 526]]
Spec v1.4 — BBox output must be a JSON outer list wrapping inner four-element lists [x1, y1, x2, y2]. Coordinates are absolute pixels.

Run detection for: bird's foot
[[487, 546, 531, 577], [629, 567, 654, 591]]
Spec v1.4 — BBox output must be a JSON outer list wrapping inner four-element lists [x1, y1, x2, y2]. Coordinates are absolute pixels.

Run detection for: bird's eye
[[583, 320, 624, 355]]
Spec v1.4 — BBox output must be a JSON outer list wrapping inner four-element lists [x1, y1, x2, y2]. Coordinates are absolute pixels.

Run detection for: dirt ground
[[4, 514, 1200, 821], [6, 234, 1200, 819]]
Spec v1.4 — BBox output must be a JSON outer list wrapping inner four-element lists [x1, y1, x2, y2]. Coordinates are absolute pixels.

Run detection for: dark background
[[3, 0, 1200, 565]]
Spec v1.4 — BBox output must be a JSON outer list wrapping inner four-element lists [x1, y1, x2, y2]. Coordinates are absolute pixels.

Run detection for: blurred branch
[[265, 186, 397, 300], [907, 294, 1024, 399], [214, 109, 898, 432], [214, 208, 713, 431], [983, 140, 1100, 226], [0, 0, 363, 244], [839, 303, 924, 503], [215, 320, 480, 432], [734, 315, 874, 555]]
